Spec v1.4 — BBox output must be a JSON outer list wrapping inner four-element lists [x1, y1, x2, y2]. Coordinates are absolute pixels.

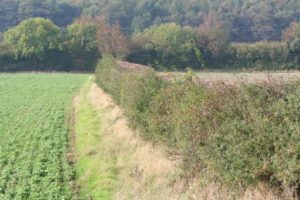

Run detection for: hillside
[[0, 0, 80, 34], [2, 0, 300, 42], [67, 0, 300, 42]]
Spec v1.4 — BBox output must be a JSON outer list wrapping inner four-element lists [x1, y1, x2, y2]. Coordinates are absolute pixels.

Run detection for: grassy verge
[[74, 77, 183, 199], [74, 77, 118, 200]]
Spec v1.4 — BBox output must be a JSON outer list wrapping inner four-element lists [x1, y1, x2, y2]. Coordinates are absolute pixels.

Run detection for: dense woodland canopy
[[0, 0, 80, 34], [65, 0, 300, 42], [1, 0, 300, 42]]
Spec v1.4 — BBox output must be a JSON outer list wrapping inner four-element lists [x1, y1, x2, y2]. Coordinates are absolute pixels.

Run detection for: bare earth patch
[[117, 60, 300, 84], [159, 71, 300, 84]]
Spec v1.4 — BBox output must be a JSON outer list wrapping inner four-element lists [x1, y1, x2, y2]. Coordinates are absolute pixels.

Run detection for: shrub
[[230, 42, 293, 70], [95, 55, 164, 130], [271, 87, 300, 185], [128, 23, 203, 70], [146, 82, 187, 145], [95, 55, 123, 101], [119, 69, 165, 130]]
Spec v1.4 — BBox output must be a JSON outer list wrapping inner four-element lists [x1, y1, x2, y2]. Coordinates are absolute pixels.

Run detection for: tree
[[4, 17, 62, 59], [66, 0, 300, 42], [287, 23, 300, 64], [196, 12, 230, 66], [74, 16, 129, 58], [110, 22, 130, 58], [145, 23, 196, 56], [66, 23, 97, 52], [281, 21, 300, 42], [131, 23, 203, 69], [0, 0, 80, 33]]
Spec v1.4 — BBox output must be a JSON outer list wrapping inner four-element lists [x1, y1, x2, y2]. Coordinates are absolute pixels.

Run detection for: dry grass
[[88, 83, 183, 200]]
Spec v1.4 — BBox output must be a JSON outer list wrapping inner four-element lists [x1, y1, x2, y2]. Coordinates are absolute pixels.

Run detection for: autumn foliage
[[75, 16, 129, 58]]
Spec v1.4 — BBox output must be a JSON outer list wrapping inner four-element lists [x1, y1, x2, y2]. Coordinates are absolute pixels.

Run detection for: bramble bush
[[95, 55, 300, 192], [119, 69, 164, 131]]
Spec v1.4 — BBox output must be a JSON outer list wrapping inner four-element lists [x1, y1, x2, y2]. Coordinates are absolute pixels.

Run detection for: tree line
[[0, 16, 132, 71], [66, 0, 300, 42], [1, 16, 300, 71], [2, 0, 300, 43], [0, 0, 80, 34]]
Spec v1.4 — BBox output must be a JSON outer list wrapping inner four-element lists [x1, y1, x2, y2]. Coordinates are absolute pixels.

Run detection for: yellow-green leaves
[[4, 18, 62, 59], [66, 23, 97, 52], [131, 23, 203, 69]]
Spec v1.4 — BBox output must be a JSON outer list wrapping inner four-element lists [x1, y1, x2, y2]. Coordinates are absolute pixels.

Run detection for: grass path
[[73, 77, 182, 200], [73, 77, 118, 199]]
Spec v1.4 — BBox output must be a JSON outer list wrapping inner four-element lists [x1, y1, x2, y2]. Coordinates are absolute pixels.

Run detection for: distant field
[[158, 71, 300, 84], [0, 74, 88, 199], [117, 61, 300, 84]]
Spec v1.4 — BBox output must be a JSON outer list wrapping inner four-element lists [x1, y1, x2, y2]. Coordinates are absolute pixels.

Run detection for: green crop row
[[95, 56, 300, 191], [0, 74, 88, 199]]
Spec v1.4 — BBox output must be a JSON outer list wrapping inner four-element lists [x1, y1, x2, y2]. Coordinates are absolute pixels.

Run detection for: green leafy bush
[[95, 55, 164, 130], [0, 17, 99, 72], [230, 42, 295, 70], [119, 69, 165, 130], [95, 55, 123, 101], [4, 18, 62, 59], [128, 23, 203, 70]]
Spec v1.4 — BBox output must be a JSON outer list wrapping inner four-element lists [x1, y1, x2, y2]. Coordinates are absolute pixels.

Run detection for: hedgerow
[[95, 56, 300, 192]]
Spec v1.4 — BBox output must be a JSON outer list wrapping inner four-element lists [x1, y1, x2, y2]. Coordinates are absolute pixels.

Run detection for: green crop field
[[0, 74, 88, 199]]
